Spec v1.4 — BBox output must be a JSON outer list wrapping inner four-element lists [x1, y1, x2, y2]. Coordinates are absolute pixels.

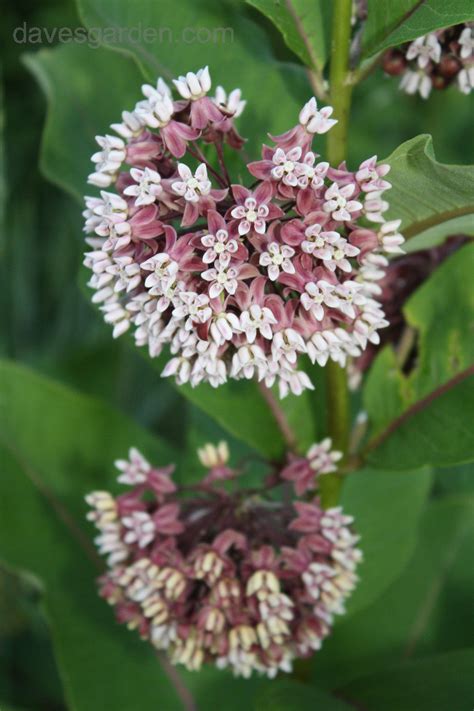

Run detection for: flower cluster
[[86, 440, 361, 677], [383, 24, 474, 98], [83, 65, 403, 398]]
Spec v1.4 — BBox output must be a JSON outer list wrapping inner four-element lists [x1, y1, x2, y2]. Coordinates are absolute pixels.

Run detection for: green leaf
[[365, 243, 474, 433], [254, 680, 352, 711], [246, 0, 332, 71], [0, 360, 188, 711], [433, 462, 474, 498], [364, 244, 474, 469], [404, 215, 474, 254], [76, 0, 308, 157], [384, 135, 474, 244], [403, 244, 474, 397], [312, 496, 474, 689], [339, 648, 474, 711], [0, 74, 5, 240], [340, 466, 432, 617], [367, 370, 474, 469], [362, 1, 474, 58]]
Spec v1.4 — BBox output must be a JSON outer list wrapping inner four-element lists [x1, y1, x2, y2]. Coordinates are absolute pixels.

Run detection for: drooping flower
[[86, 443, 361, 677], [83, 65, 403, 399], [281, 438, 343, 495]]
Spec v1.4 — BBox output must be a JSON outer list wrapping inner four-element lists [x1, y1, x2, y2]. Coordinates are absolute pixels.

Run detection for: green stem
[[320, 0, 353, 509], [326, 0, 353, 166]]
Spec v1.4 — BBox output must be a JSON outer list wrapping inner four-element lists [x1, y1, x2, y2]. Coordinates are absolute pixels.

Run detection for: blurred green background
[[0, 0, 473, 708]]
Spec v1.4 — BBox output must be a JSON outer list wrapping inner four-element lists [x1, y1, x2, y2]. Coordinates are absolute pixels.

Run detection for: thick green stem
[[326, 0, 353, 166], [320, 0, 353, 508], [292, 0, 355, 684]]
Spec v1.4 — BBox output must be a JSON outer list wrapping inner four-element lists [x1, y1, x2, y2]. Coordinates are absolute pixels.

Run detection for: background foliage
[[1, 0, 473, 709]]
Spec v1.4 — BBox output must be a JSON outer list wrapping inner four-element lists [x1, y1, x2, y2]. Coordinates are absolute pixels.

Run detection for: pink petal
[[231, 184, 250, 204]]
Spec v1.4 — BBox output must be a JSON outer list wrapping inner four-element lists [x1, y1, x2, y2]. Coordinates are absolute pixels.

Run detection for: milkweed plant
[[3, 0, 474, 708]]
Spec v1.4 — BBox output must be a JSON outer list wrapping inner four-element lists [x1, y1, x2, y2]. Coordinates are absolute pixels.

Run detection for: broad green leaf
[[365, 243, 474, 434], [339, 648, 474, 711], [312, 497, 474, 689], [368, 368, 474, 469], [364, 244, 474, 469], [23, 44, 143, 201], [0, 567, 65, 709], [433, 462, 474, 497], [246, 0, 332, 71], [367, 371, 474, 469], [404, 215, 474, 254], [76, 0, 309, 157], [384, 135, 474, 245], [362, 1, 474, 58], [340, 466, 432, 617], [254, 680, 352, 711], [0, 360, 187, 711], [362, 347, 407, 437], [403, 244, 474, 398], [0, 74, 5, 240]]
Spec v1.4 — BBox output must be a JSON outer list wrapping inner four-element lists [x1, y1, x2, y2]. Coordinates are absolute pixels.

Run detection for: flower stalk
[[321, 0, 354, 508]]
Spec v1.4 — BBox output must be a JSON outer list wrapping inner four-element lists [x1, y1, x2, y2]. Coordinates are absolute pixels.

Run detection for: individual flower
[[86, 444, 361, 677], [123, 167, 165, 206], [171, 163, 212, 203], [202, 257, 240, 298], [323, 183, 363, 221], [200, 210, 242, 264], [83, 67, 402, 399], [298, 97, 338, 134], [259, 242, 296, 281], [88, 134, 126, 187], [240, 304, 277, 342], [229, 182, 283, 236], [406, 33, 442, 69], [173, 67, 224, 129], [213, 86, 246, 117], [281, 438, 343, 495], [300, 281, 339, 321]]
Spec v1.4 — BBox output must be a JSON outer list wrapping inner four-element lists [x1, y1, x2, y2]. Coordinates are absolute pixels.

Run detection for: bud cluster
[[83, 66, 403, 398], [383, 24, 474, 97], [86, 441, 361, 677]]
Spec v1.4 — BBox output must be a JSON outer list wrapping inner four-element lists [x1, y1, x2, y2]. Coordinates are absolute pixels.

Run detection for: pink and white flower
[[323, 183, 363, 222], [202, 257, 240, 298], [83, 66, 402, 399], [171, 163, 212, 203], [124, 167, 165, 206], [300, 281, 339, 320], [406, 33, 441, 69], [259, 242, 295, 281]]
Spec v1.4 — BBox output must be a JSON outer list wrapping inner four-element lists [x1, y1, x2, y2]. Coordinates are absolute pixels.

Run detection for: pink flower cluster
[[383, 24, 474, 97], [86, 441, 361, 677], [83, 66, 403, 398]]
